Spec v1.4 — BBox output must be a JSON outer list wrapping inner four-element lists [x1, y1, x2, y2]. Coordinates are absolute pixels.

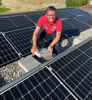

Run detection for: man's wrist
[[49, 45, 53, 48]]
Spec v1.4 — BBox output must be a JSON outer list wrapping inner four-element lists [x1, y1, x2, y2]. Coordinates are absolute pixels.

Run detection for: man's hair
[[46, 6, 56, 13]]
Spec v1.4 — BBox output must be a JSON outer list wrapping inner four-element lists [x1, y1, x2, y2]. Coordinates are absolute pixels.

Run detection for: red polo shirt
[[37, 15, 62, 34]]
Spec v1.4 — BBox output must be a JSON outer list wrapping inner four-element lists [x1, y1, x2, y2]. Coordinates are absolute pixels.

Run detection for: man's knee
[[54, 42, 60, 49]]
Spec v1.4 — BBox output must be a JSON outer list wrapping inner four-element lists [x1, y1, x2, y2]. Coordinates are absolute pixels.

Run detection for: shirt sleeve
[[56, 19, 62, 32], [37, 15, 45, 27]]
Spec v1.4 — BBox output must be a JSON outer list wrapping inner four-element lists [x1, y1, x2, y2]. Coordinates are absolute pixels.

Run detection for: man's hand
[[31, 46, 39, 54], [48, 46, 52, 53]]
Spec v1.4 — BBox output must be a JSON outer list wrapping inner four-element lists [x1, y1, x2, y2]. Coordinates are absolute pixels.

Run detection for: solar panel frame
[[0, 34, 20, 67]]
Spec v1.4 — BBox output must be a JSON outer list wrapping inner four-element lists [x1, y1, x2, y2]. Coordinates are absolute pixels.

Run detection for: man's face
[[46, 10, 56, 23]]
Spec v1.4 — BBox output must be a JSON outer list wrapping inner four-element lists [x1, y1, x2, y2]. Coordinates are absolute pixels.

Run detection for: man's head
[[46, 6, 56, 23]]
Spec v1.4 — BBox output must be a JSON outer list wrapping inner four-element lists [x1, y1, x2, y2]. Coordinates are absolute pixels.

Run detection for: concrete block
[[18, 55, 41, 72], [35, 48, 52, 57]]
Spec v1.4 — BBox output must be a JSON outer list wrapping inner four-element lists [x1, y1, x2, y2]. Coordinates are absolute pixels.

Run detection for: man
[[31, 6, 62, 57]]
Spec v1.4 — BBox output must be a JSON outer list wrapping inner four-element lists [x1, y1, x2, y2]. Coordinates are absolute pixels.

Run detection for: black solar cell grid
[[64, 18, 91, 32], [5, 27, 34, 56], [0, 34, 19, 67], [0, 17, 17, 32], [38, 34, 53, 48], [8, 15, 35, 28], [76, 14, 92, 26], [62, 20, 80, 36], [0, 67, 77, 100], [49, 40, 92, 100], [39, 12, 45, 16], [56, 11, 68, 19], [58, 10, 76, 18], [31, 26, 36, 31], [67, 8, 88, 15], [26, 13, 41, 23]]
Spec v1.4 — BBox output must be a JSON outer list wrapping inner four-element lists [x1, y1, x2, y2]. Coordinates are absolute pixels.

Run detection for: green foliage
[[0, 7, 10, 13], [66, 0, 90, 7], [0, 1, 2, 6]]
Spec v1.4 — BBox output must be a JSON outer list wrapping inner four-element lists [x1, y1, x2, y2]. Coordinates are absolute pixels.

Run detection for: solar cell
[[0, 34, 20, 67], [5, 27, 34, 56], [8, 15, 35, 28], [49, 38, 92, 100], [0, 67, 77, 100], [67, 8, 88, 15], [76, 14, 92, 26], [64, 18, 91, 32], [0, 17, 17, 32], [26, 13, 41, 23]]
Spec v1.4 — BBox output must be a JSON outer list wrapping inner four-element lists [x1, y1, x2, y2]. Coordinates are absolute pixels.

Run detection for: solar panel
[[8, 15, 35, 28], [64, 18, 91, 32], [0, 17, 17, 32], [5, 27, 34, 56], [76, 14, 92, 26], [67, 8, 88, 15], [0, 34, 20, 67], [48, 38, 92, 100], [58, 10, 76, 18], [0, 67, 77, 100], [26, 13, 41, 23], [62, 20, 80, 37]]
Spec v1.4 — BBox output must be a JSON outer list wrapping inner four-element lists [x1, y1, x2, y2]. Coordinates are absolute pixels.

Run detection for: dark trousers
[[31, 27, 60, 54]]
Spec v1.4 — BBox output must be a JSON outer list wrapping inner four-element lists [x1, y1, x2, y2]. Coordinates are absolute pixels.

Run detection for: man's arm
[[31, 26, 41, 54], [48, 31, 61, 53]]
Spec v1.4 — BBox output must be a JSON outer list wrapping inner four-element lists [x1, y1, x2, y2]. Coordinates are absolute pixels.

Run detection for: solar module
[[0, 17, 17, 32], [0, 34, 20, 67], [0, 67, 77, 100], [48, 38, 92, 100], [8, 15, 35, 28], [67, 8, 88, 15], [76, 14, 92, 26], [5, 27, 34, 56], [64, 18, 91, 32], [62, 20, 80, 37], [26, 13, 41, 24]]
